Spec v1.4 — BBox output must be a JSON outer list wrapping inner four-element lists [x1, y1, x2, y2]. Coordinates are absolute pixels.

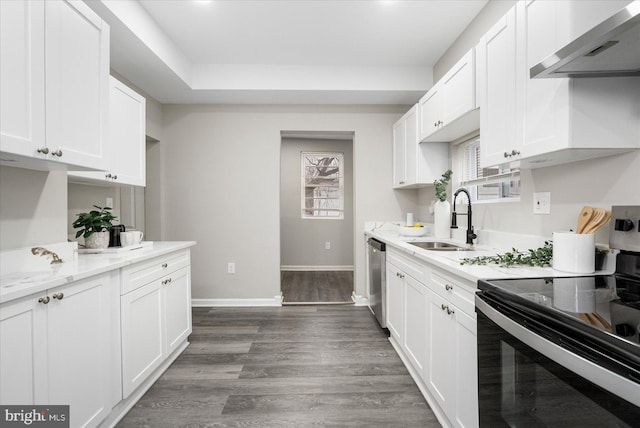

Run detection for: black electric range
[[475, 206, 640, 426]]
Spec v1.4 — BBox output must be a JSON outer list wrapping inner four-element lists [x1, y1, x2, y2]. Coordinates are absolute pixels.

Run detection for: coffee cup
[[120, 230, 143, 247]]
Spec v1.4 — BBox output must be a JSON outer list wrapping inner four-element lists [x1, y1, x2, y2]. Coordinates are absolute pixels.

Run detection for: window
[[454, 136, 520, 203], [301, 152, 344, 219]]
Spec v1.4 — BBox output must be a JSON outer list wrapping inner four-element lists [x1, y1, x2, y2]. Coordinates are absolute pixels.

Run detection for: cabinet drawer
[[387, 250, 425, 283], [430, 269, 476, 316], [121, 250, 190, 295]]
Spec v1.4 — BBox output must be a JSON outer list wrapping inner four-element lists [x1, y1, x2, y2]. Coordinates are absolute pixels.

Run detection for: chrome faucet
[[451, 188, 477, 245]]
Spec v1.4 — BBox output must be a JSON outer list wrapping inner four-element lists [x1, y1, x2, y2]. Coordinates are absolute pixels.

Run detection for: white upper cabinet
[[517, 0, 640, 169], [477, 6, 522, 168], [69, 77, 147, 187], [0, 1, 45, 161], [419, 49, 479, 143], [393, 105, 449, 189], [0, 0, 109, 171]]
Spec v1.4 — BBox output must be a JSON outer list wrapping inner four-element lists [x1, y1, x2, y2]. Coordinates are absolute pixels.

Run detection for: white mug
[[120, 230, 143, 247]]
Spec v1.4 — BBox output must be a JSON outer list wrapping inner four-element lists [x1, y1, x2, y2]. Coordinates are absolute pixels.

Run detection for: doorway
[[279, 131, 354, 304]]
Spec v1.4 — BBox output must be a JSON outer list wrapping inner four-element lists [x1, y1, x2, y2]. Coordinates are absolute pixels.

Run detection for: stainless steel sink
[[409, 241, 472, 251]]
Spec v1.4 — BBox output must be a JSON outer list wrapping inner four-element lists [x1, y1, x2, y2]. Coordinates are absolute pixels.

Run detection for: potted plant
[[73, 205, 117, 249], [433, 169, 453, 239]]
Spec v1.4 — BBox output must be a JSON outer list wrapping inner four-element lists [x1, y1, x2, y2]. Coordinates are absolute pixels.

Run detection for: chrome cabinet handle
[[52, 292, 64, 300], [37, 147, 49, 154], [105, 173, 112, 179], [445, 284, 453, 291], [441, 304, 455, 315], [112, 175, 117, 180], [504, 149, 521, 158], [434, 122, 438, 128], [162, 263, 168, 268], [51, 149, 63, 157], [162, 278, 173, 285], [38, 296, 50, 304]]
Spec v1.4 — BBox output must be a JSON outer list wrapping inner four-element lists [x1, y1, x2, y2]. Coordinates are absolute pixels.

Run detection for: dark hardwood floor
[[116, 306, 440, 428], [280, 271, 354, 304]]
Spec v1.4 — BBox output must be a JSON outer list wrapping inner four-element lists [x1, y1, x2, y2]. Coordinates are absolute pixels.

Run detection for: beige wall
[[0, 167, 68, 250], [161, 104, 415, 300]]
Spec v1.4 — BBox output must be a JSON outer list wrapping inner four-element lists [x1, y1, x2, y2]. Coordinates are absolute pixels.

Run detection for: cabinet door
[[385, 262, 404, 343], [69, 77, 147, 186], [0, 295, 48, 405], [454, 309, 478, 428], [392, 117, 406, 188], [519, 0, 571, 159], [47, 273, 112, 428], [45, 0, 109, 170], [418, 85, 443, 141], [404, 275, 427, 377], [163, 266, 192, 356], [478, 6, 521, 168], [0, 0, 45, 158], [121, 280, 164, 398], [426, 289, 456, 417], [403, 106, 418, 186], [442, 50, 475, 125]]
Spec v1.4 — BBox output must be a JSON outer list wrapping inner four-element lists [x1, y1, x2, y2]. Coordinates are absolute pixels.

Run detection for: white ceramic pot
[[434, 200, 451, 239], [84, 231, 110, 249]]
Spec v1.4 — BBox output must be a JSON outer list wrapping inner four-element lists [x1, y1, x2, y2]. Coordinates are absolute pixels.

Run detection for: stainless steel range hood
[[530, 1, 640, 78]]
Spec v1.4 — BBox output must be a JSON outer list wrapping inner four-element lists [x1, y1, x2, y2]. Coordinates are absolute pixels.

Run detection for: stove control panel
[[610, 206, 640, 252]]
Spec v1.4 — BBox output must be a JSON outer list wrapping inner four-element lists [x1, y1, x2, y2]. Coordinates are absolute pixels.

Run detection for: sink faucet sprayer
[[451, 188, 477, 245]]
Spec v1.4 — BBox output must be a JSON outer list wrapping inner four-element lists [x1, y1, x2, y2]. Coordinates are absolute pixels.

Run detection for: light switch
[[533, 192, 551, 215]]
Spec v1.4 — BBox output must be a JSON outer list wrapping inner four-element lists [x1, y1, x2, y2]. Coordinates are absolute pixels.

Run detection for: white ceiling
[[89, 0, 488, 104]]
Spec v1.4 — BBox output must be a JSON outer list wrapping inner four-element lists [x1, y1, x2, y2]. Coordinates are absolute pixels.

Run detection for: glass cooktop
[[479, 275, 640, 347]]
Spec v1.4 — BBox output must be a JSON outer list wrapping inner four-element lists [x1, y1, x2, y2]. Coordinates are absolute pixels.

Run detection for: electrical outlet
[[325, 242, 331, 250], [533, 192, 551, 215], [106, 197, 113, 208], [227, 262, 235, 274]]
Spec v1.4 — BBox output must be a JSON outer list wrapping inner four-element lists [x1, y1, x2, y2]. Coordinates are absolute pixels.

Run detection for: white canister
[[552, 231, 595, 274]]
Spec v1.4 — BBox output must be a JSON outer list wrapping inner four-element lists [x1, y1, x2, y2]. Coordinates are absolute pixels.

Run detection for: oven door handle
[[476, 295, 640, 407]]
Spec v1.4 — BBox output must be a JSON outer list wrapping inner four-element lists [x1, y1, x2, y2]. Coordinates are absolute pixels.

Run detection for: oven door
[[476, 294, 640, 427]]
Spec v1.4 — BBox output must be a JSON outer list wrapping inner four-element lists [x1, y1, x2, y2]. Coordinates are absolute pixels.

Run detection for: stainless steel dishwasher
[[367, 237, 387, 329]]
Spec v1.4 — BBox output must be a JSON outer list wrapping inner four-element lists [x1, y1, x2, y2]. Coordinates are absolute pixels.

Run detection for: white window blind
[[301, 152, 344, 219], [455, 137, 520, 202]]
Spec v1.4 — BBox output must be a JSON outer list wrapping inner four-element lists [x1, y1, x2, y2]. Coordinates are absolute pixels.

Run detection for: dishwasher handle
[[367, 238, 386, 252]]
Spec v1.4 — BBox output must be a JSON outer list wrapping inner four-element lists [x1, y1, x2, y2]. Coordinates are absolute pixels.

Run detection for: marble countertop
[[1, 241, 196, 304], [365, 227, 613, 287]]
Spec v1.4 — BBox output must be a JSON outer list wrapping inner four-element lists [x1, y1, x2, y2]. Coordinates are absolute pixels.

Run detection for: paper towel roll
[[406, 213, 414, 226]]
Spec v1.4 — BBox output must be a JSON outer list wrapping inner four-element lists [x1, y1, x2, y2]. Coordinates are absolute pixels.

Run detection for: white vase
[[434, 200, 451, 239], [84, 231, 110, 249]]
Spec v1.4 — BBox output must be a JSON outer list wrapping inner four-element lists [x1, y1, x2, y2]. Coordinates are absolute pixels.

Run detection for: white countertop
[[366, 227, 613, 286], [1, 241, 196, 304]]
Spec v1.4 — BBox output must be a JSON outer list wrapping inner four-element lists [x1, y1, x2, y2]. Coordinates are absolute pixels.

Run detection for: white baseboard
[[351, 292, 369, 306], [192, 295, 283, 307], [280, 265, 354, 271]]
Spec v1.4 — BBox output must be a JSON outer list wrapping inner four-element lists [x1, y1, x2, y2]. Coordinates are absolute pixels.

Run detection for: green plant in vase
[[73, 205, 117, 249]]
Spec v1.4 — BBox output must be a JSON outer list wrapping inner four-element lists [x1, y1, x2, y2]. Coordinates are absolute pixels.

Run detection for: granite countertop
[[365, 226, 613, 287], [1, 241, 196, 304]]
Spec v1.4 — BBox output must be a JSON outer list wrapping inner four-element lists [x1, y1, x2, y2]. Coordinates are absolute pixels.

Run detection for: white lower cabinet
[[120, 252, 192, 398], [404, 274, 428, 376], [0, 273, 114, 428], [0, 246, 193, 428], [385, 248, 478, 428], [385, 261, 405, 343]]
